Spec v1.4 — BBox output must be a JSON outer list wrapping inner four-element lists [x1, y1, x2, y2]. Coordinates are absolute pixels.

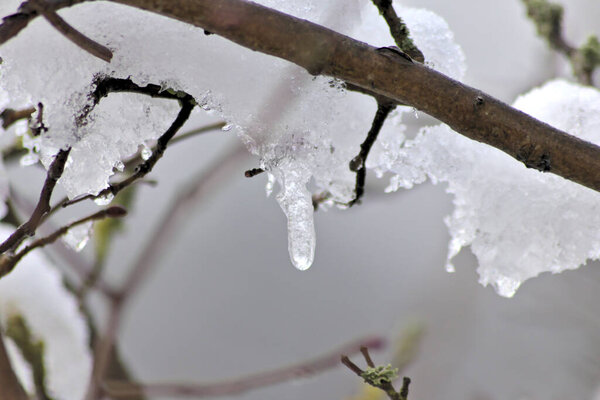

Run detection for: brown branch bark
[[103, 336, 385, 398], [101, 0, 600, 194]]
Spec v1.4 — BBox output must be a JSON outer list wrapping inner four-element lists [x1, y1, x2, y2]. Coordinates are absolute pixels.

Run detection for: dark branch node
[[244, 168, 264, 178]]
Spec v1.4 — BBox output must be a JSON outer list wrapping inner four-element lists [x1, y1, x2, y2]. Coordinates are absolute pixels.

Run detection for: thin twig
[[170, 121, 227, 146], [522, 0, 600, 85], [63, 77, 197, 208], [0, 206, 126, 279], [0, 0, 89, 46], [103, 336, 385, 398], [348, 101, 394, 206], [0, 148, 70, 254], [84, 144, 248, 400], [370, 0, 424, 62], [342, 346, 410, 400], [38, 5, 112, 62]]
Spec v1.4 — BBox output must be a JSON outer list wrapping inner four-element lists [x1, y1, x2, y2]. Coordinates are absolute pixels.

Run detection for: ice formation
[[0, 224, 92, 399], [1, 0, 599, 295]]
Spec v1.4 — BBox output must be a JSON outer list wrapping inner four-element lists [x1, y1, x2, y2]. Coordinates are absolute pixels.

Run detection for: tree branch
[[103, 336, 385, 398], [342, 346, 411, 400], [102, 0, 600, 195], [0, 206, 127, 279], [0, 148, 70, 254], [370, 0, 424, 62]]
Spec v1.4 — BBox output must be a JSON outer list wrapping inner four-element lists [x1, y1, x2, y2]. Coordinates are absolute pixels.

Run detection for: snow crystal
[[0, 224, 92, 399]]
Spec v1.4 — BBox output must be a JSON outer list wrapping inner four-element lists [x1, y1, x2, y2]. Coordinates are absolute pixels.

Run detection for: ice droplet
[[140, 144, 152, 160], [275, 172, 315, 271], [94, 192, 114, 206], [221, 123, 233, 132], [62, 221, 93, 252], [114, 160, 124, 172], [265, 173, 276, 197]]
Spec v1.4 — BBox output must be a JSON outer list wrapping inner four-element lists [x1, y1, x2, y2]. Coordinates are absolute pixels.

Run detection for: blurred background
[[7, 0, 600, 399]]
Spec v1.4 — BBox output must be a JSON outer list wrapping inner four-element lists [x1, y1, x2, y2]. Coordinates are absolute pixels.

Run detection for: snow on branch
[[108, 0, 600, 194]]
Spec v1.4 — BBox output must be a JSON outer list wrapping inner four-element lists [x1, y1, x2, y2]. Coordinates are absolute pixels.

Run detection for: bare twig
[[40, 6, 112, 62], [349, 101, 394, 206], [0, 206, 127, 279], [84, 144, 248, 400], [0, 330, 29, 400], [522, 0, 600, 85], [103, 336, 385, 399], [0, 0, 90, 46], [170, 121, 227, 146], [342, 346, 411, 400], [370, 0, 424, 62], [0, 148, 70, 255]]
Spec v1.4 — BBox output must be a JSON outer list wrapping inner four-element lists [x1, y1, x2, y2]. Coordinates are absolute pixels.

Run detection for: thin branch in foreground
[[342, 346, 411, 400], [102, 336, 386, 399], [370, 0, 424, 63], [0, 206, 127, 279], [0, 148, 70, 255], [348, 101, 394, 206]]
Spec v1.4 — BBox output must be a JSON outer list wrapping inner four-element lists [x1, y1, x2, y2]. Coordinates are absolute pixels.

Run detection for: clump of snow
[[0, 223, 92, 399], [0, 0, 374, 270], [372, 79, 600, 297]]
